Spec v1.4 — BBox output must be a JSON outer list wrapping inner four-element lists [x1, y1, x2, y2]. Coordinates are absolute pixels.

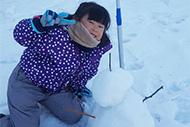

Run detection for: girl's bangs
[[87, 7, 110, 30]]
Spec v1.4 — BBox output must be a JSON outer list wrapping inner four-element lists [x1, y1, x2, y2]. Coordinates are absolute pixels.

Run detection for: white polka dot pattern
[[13, 19, 112, 92]]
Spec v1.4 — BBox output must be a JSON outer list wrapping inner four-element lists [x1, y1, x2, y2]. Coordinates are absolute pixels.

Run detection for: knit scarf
[[67, 22, 100, 48]]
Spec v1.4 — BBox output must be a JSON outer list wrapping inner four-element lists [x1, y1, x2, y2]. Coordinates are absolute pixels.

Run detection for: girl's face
[[80, 15, 105, 41]]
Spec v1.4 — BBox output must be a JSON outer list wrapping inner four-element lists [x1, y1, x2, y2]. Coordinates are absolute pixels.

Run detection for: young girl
[[0, 2, 112, 127]]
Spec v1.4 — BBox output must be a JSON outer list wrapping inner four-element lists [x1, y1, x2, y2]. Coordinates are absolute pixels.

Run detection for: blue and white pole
[[116, 0, 124, 69]]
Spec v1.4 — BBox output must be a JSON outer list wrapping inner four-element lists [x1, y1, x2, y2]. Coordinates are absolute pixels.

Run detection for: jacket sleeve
[[13, 19, 39, 47], [71, 42, 112, 91], [100, 41, 112, 55], [70, 59, 100, 91]]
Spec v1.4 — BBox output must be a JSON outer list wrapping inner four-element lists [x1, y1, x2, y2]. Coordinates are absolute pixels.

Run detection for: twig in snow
[[143, 86, 164, 102], [63, 106, 95, 119], [109, 53, 112, 72]]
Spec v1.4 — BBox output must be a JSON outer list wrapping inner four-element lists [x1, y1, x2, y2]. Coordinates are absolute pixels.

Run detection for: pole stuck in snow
[[116, 0, 124, 69]]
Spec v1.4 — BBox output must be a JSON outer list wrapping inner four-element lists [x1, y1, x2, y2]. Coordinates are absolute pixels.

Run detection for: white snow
[[92, 68, 133, 107], [87, 88, 155, 127], [0, 0, 190, 127]]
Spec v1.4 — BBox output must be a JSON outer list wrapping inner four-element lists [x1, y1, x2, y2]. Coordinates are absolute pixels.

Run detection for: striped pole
[[116, 0, 124, 69]]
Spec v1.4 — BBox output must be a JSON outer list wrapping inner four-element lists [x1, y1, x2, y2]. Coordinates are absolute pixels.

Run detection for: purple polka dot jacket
[[13, 19, 112, 93]]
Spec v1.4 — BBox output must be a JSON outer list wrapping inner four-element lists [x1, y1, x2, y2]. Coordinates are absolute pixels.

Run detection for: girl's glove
[[31, 10, 75, 33], [73, 87, 93, 99]]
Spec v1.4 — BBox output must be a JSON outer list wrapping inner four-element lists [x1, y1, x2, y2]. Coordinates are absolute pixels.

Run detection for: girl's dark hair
[[67, 2, 111, 47]]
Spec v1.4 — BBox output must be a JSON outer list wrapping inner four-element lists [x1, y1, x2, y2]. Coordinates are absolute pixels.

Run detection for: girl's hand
[[57, 12, 76, 26], [31, 10, 75, 33], [40, 10, 76, 27], [73, 87, 93, 99]]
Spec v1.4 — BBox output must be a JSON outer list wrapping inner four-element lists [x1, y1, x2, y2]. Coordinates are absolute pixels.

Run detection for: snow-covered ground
[[0, 0, 189, 127]]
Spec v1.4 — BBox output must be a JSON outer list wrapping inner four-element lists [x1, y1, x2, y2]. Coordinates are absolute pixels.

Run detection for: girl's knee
[[60, 106, 83, 124], [67, 112, 83, 124]]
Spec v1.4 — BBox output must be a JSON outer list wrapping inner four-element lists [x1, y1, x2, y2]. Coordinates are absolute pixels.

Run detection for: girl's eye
[[88, 20, 93, 24], [99, 25, 104, 29]]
